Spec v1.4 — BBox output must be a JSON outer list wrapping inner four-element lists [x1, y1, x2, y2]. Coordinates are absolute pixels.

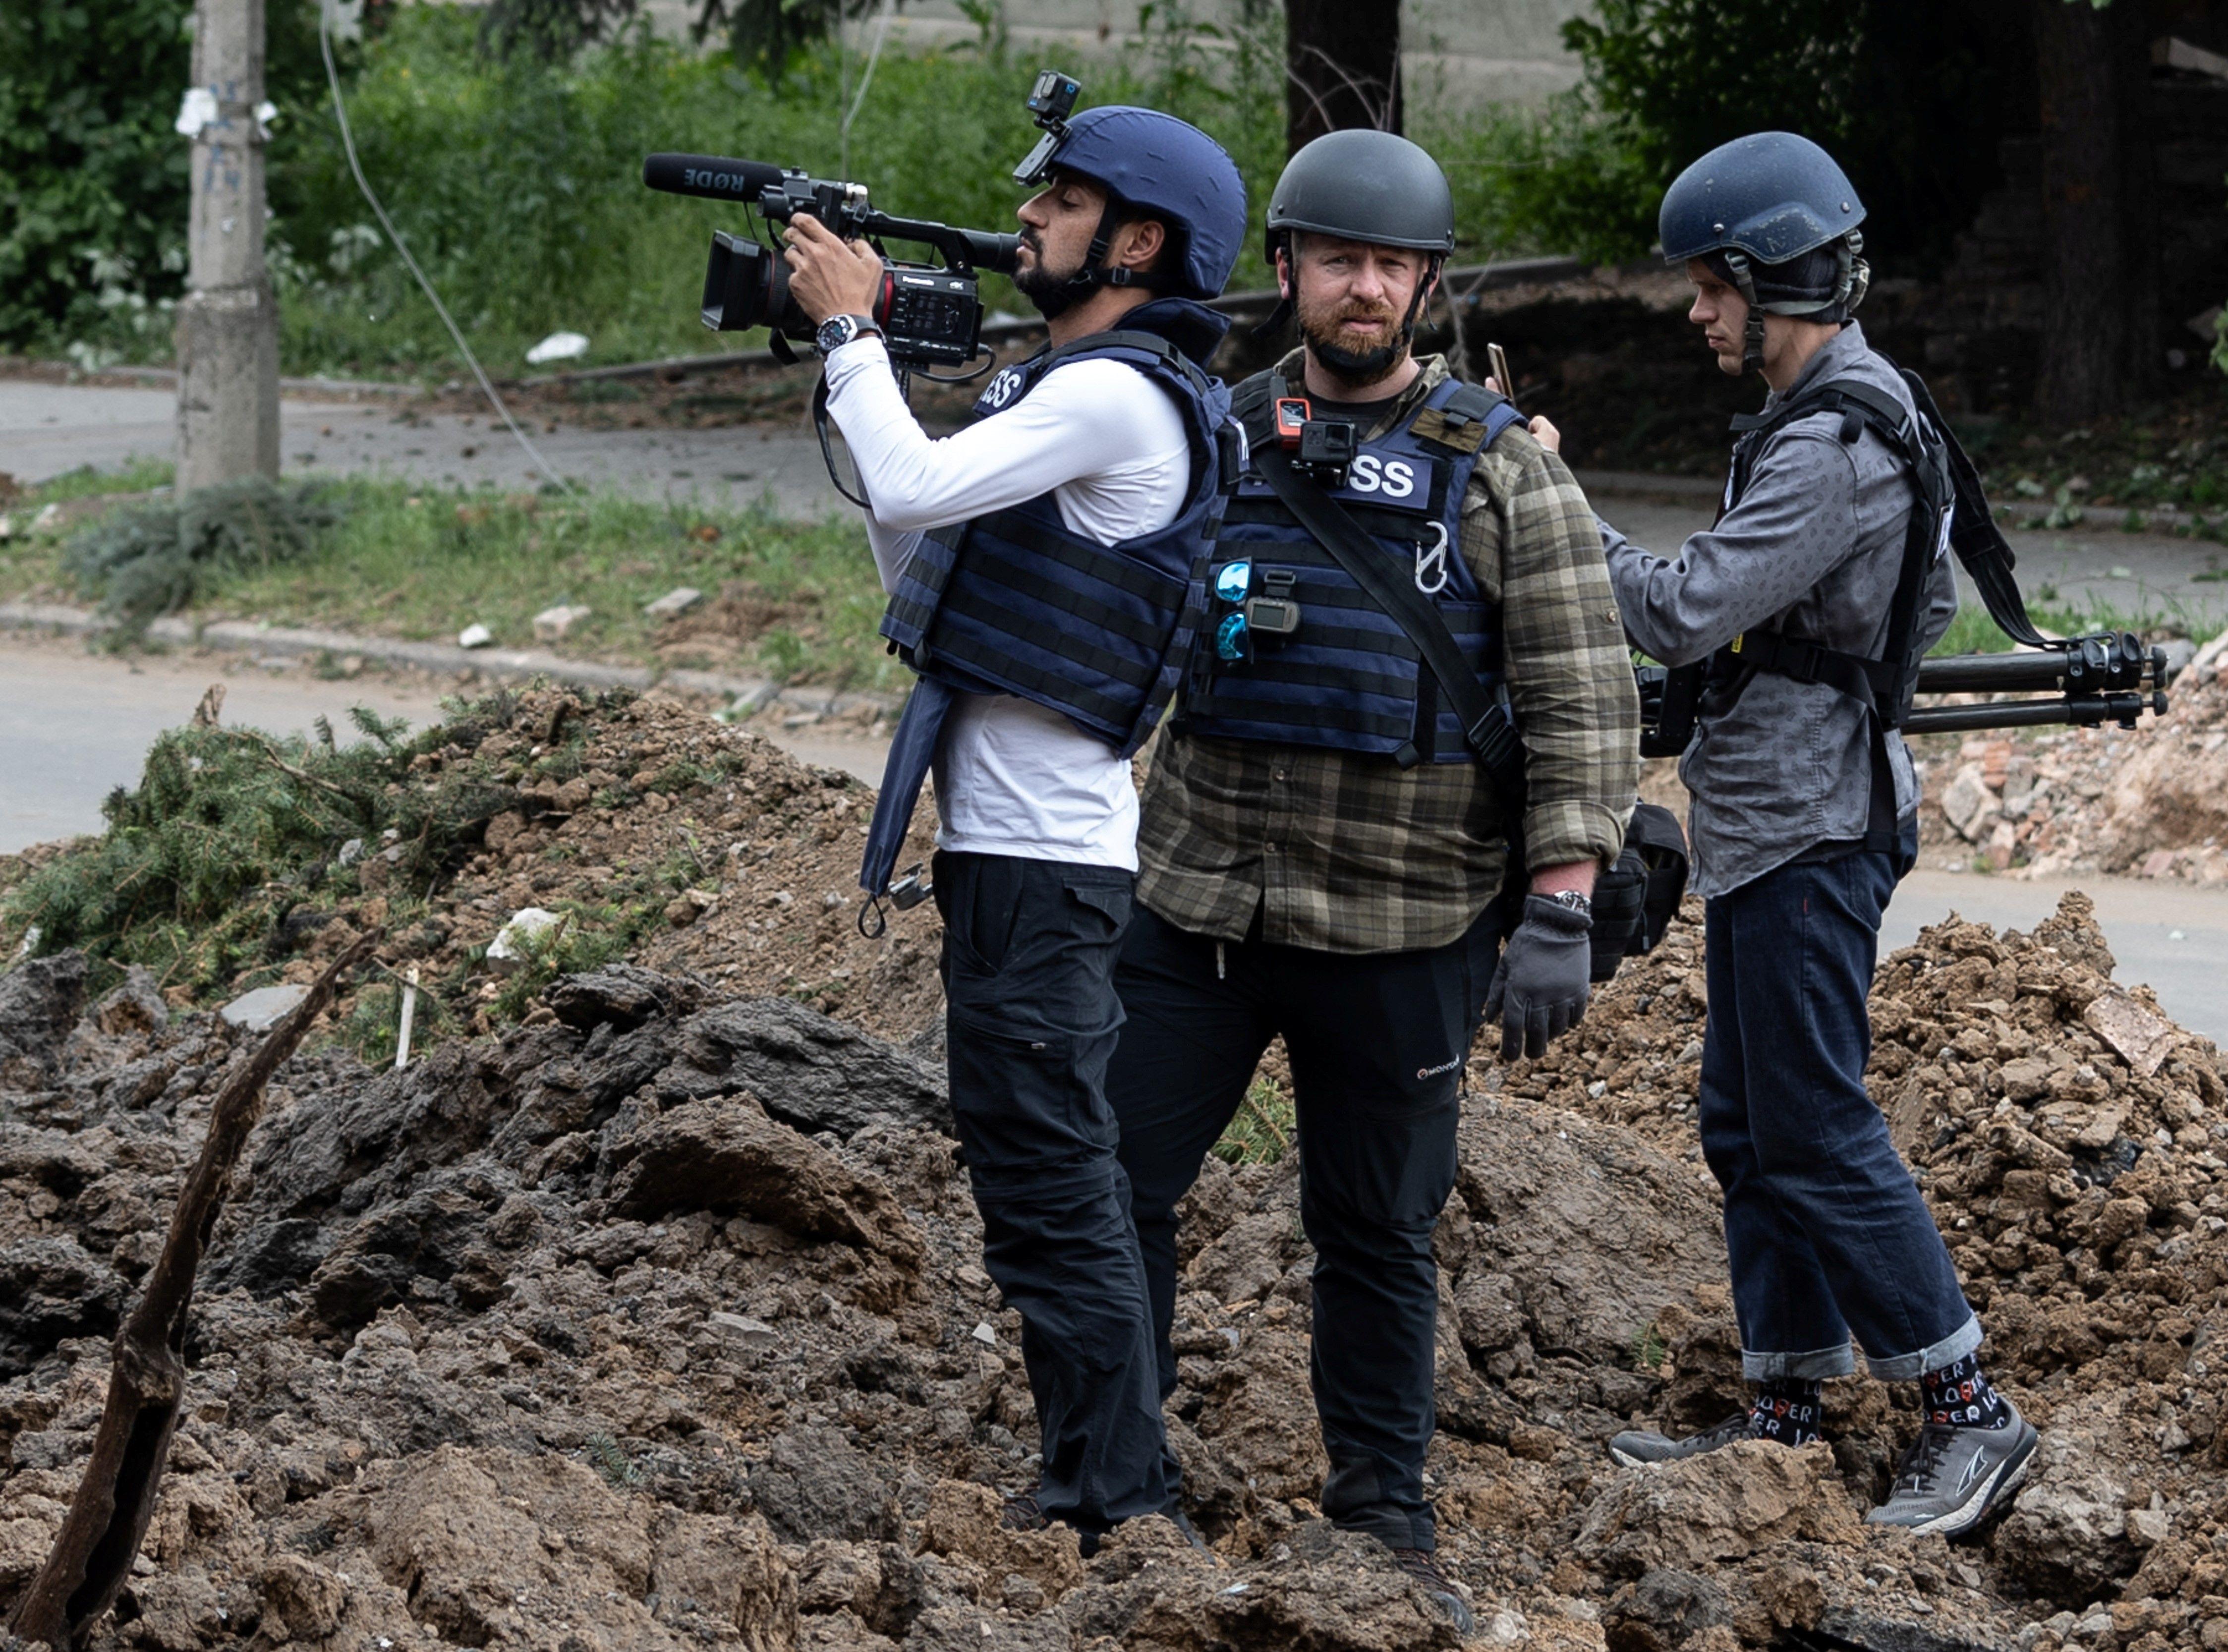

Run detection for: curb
[[0, 600, 899, 720]]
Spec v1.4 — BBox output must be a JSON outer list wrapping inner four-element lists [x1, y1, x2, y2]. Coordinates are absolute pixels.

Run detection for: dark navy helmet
[[1659, 131, 1865, 268], [1023, 105, 1248, 300], [1660, 132, 1871, 370]]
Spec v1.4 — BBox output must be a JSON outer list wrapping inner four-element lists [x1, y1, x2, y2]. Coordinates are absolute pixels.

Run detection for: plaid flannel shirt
[[1137, 352, 1640, 954]]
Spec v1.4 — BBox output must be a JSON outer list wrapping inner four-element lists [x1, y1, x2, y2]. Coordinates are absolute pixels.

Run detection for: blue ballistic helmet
[[1015, 105, 1248, 301], [1659, 132, 1871, 371]]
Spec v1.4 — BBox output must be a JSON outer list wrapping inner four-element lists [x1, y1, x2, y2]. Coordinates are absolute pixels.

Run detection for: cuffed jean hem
[[1862, 1311, 1983, 1382], [1741, 1342, 1859, 1382]]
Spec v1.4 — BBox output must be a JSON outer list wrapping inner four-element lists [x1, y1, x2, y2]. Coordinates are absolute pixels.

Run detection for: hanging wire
[[839, 0, 897, 180], [315, 0, 576, 491]]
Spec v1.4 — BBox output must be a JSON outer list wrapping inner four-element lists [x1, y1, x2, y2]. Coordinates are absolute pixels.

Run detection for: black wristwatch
[[1542, 889, 1593, 919], [815, 314, 882, 355]]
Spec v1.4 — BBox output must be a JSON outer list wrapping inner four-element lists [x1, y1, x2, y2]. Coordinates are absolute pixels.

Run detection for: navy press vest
[[1178, 374, 1522, 765], [876, 321, 1234, 759]]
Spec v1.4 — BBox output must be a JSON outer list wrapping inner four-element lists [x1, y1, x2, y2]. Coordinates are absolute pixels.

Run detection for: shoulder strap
[[1250, 438, 1525, 808]]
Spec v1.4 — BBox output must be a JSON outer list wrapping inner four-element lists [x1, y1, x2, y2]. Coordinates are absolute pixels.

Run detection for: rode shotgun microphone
[[641, 153, 790, 203]]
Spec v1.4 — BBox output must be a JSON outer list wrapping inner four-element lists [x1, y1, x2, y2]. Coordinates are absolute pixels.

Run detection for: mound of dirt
[[1495, 889, 2228, 1649], [1918, 640, 2228, 882], [0, 686, 946, 1052], [7, 837, 2228, 1648]]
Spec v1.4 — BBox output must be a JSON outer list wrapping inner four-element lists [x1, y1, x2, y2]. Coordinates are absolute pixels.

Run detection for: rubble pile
[[5, 801, 2228, 1647], [1921, 641, 2228, 881], [0, 688, 943, 1049], [1501, 890, 2228, 1651]]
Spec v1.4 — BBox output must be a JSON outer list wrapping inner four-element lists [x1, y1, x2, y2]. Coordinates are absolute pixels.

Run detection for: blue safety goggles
[[1212, 561, 1255, 661]]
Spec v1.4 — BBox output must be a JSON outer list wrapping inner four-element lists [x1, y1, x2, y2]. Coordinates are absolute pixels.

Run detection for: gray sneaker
[[1865, 1404, 2039, 1539], [1607, 1412, 1752, 1469]]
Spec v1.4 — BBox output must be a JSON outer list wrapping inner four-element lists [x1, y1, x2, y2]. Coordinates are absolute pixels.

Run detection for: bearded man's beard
[[1298, 293, 1414, 385], [1014, 231, 1081, 321]]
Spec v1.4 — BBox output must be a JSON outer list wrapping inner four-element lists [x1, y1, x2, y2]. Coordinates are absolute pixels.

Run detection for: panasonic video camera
[[641, 73, 1088, 370]]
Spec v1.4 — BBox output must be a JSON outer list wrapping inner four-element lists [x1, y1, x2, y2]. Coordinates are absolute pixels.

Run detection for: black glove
[[1485, 895, 1593, 1062]]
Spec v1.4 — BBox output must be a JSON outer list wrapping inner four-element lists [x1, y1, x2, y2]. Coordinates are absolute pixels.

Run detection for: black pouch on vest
[[1587, 801, 1690, 982]]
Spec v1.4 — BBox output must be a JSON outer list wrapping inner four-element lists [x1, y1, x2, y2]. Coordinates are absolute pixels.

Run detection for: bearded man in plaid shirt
[[1103, 130, 1639, 1630]]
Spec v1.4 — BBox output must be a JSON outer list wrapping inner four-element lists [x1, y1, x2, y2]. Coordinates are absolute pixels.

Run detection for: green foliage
[[271, 4, 1285, 376], [584, 1431, 643, 1488], [694, 0, 880, 79], [0, 0, 333, 358], [0, 689, 642, 1005], [480, 0, 640, 61], [1527, 0, 2016, 271], [64, 477, 338, 638], [1213, 1076, 1294, 1166]]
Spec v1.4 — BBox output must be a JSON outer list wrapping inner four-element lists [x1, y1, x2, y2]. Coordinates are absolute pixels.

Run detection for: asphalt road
[[7, 374, 2226, 622]]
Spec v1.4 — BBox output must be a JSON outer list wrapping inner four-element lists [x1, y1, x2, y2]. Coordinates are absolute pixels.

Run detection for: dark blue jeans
[[1700, 837, 1980, 1382], [932, 850, 1171, 1531]]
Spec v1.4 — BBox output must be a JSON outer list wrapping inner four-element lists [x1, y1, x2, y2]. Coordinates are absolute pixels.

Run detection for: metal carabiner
[[1414, 522, 1450, 596]]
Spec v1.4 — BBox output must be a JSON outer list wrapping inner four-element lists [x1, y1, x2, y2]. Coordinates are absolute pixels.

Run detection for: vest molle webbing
[[1179, 375, 1523, 766], [877, 327, 1235, 759]]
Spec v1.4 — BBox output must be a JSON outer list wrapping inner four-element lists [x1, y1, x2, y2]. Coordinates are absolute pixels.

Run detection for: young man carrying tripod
[[1560, 132, 2040, 1538], [782, 102, 1246, 1553], [1103, 129, 1639, 1629]]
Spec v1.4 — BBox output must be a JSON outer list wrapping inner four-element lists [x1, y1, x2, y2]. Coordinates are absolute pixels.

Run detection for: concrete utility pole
[[176, 0, 281, 489]]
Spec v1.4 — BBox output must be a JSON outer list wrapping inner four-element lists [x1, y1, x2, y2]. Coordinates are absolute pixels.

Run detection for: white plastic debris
[[525, 331, 591, 366], [970, 1321, 998, 1347], [457, 623, 493, 649], [487, 908, 566, 973], [175, 87, 220, 138]]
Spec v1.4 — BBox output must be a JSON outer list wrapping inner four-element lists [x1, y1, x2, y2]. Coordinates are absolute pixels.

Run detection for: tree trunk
[[1284, 0, 1401, 154], [2033, 0, 2155, 424]]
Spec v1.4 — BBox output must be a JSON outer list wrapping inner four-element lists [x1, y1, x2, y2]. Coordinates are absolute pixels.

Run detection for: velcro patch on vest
[[1409, 403, 1495, 455]]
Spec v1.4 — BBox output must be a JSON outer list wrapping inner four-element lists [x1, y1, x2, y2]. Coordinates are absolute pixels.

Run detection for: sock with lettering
[[1920, 1353, 2012, 1430], [1745, 1377, 1823, 1445]]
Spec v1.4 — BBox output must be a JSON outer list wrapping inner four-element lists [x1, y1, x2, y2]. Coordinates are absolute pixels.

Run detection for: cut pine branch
[[6, 933, 379, 1652]]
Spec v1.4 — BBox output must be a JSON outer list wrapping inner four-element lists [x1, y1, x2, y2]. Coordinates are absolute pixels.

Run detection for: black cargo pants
[[931, 849, 1171, 1533], [1106, 902, 1500, 1553]]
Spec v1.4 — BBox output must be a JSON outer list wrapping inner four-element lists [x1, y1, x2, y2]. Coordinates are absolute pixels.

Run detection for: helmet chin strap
[[1719, 233, 1871, 376], [1720, 249, 1769, 377], [1062, 200, 1164, 300]]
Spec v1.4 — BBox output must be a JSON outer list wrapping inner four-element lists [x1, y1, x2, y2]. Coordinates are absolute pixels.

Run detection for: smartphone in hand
[[1487, 342, 1513, 400]]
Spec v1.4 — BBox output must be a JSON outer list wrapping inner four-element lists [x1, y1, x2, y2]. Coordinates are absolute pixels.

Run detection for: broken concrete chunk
[[2083, 988, 2176, 1078], [1941, 763, 2000, 842], [487, 908, 566, 972], [532, 604, 592, 642], [644, 586, 702, 620], [707, 1310, 778, 1350], [220, 983, 310, 1031]]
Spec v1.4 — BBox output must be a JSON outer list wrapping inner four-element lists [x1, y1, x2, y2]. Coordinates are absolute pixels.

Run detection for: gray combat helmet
[[1260, 130, 1455, 366], [1264, 129, 1456, 259]]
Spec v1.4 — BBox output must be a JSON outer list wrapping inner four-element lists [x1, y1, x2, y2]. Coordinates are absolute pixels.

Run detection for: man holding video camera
[[1567, 133, 2039, 1539], [781, 93, 1246, 1552], [1101, 129, 1638, 1625]]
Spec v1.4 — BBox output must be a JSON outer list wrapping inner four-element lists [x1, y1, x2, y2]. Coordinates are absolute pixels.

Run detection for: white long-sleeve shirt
[[821, 335, 1191, 868]]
